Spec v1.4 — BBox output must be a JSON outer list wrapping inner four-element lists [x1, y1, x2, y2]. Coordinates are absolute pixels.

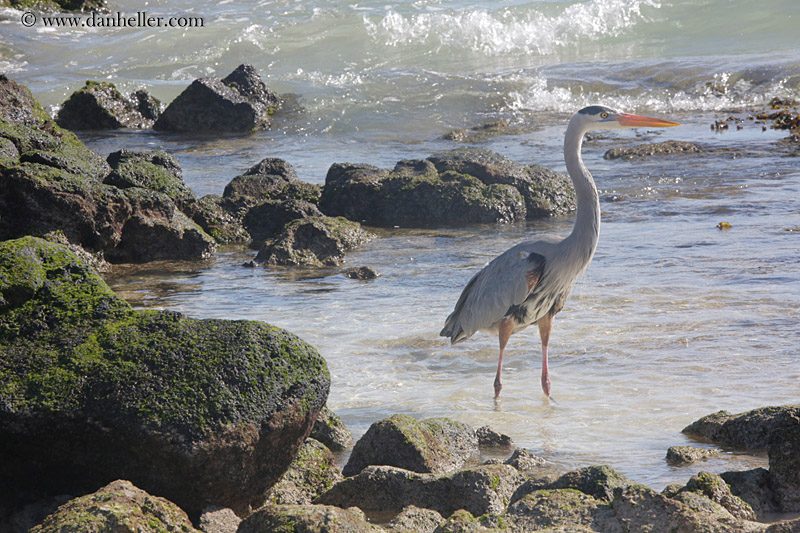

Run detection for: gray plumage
[[439, 105, 680, 397]]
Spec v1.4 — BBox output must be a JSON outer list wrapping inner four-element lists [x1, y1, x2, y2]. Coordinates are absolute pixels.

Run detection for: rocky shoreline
[[2, 66, 800, 532]]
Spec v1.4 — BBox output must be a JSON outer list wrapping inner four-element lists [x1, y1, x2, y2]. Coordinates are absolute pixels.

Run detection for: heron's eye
[[600, 112, 609, 119]]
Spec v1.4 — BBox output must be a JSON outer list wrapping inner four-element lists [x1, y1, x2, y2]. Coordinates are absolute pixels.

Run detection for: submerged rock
[[344, 265, 381, 280], [0, 237, 330, 517], [155, 64, 279, 132], [255, 216, 374, 267], [29, 480, 198, 533], [342, 414, 479, 477], [56, 81, 160, 130], [604, 140, 702, 160], [666, 445, 722, 465]]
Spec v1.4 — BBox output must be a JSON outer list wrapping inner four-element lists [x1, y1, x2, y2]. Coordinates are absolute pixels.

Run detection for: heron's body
[[440, 105, 679, 398]]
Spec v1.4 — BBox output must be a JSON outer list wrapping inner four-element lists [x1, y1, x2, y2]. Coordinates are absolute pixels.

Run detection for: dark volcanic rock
[[666, 445, 722, 465], [505, 488, 615, 532], [0, 237, 330, 517], [548, 465, 634, 502], [770, 424, 800, 511], [475, 425, 513, 448], [310, 406, 354, 452], [721, 468, 780, 519], [317, 464, 523, 518], [344, 265, 380, 280], [239, 504, 381, 533], [29, 480, 198, 533], [604, 140, 702, 160], [223, 158, 298, 203], [105, 149, 194, 211], [673, 471, 756, 521], [255, 216, 374, 267], [244, 199, 323, 241], [188, 194, 251, 245], [0, 76, 216, 263], [427, 148, 575, 218], [342, 414, 479, 477], [319, 158, 528, 227], [384, 505, 444, 532], [264, 438, 343, 505], [56, 81, 160, 130], [154, 64, 279, 132], [682, 405, 800, 450]]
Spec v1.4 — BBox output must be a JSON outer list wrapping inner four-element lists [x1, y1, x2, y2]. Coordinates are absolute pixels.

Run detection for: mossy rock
[[342, 414, 478, 477], [30, 480, 198, 533], [310, 406, 354, 452], [189, 194, 251, 245], [255, 216, 374, 267], [0, 236, 330, 516], [239, 504, 382, 533], [105, 149, 194, 210], [56, 80, 157, 130], [547, 465, 634, 502], [319, 158, 526, 227], [265, 438, 344, 505]]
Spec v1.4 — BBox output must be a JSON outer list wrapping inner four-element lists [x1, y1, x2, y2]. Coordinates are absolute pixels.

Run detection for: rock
[[318, 464, 523, 518], [190, 194, 251, 244], [344, 265, 381, 280], [504, 489, 614, 532], [238, 504, 381, 533], [223, 158, 299, 204], [154, 64, 279, 132], [682, 405, 800, 450], [318, 155, 530, 227], [721, 468, 780, 519], [769, 424, 800, 511], [427, 148, 575, 218], [475, 425, 513, 448], [765, 518, 800, 533], [548, 465, 634, 502], [105, 149, 195, 211], [433, 509, 500, 532], [675, 471, 757, 521], [264, 438, 343, 505], [504, 448, 546, 471], [310, 406, 354, 452], [0, 136, 18, 165], [132, 88, 161, 123], [56, 81, 159, 130], [198, 507, 241, 533], [0, 236, 330, 517], [666, 445, 722, 465], [440, 120, 524, 143], [610, 484, 757, 533], [0, 74, 58, 130], [0, 76, 216, 263], [103, 188, 217, 263], [255, 216, 374, 267], [244, 199, 324, 241], [342, 414, 479, 477], [604, 140, 702, 160], [29, 480, 198, 533], [384, 505, 444, 532]]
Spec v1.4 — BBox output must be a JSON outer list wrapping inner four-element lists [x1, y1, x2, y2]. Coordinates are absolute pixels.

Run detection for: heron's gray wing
[[440, 241, 552, 343]]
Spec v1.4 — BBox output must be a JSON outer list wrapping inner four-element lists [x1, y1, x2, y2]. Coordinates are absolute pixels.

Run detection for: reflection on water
[[105, 119, 799, 490]]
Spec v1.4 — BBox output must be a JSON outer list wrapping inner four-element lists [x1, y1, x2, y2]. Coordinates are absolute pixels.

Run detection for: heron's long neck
[[562, 121, 600, 266]]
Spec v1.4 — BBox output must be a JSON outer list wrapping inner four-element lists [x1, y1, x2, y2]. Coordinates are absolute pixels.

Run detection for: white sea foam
[[363, 0, 660, 56]]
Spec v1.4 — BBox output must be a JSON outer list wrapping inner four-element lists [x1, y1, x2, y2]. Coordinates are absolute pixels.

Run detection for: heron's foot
[[541, 373, 551, 397], [494, 376, 502, 398]]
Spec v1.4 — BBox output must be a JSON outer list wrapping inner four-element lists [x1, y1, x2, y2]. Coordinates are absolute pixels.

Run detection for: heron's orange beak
[[616, 113, 680, 128]]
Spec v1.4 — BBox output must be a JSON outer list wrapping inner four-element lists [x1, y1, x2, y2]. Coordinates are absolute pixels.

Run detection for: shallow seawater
[[104, 117, 800, 490], [3, 0, 800, 491]]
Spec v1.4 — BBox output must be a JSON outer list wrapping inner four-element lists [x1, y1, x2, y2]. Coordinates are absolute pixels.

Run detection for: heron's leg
[[495, 317, 514, 398], [537, 314, 553, 397]]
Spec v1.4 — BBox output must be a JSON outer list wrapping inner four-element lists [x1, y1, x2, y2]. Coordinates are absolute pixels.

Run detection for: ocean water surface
[[2, 0, 799, 490]]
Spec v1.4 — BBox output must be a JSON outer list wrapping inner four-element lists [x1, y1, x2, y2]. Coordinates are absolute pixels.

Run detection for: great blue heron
[[440, 105, 680, 398]]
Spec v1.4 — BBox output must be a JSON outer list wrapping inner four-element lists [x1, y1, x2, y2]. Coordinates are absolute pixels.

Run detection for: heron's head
[[575, 105, 680, 131]]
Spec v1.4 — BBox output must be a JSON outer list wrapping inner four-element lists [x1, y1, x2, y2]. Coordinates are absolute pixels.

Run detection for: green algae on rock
[[30, 480, 199, 533], [0, 236, 330, 517]]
